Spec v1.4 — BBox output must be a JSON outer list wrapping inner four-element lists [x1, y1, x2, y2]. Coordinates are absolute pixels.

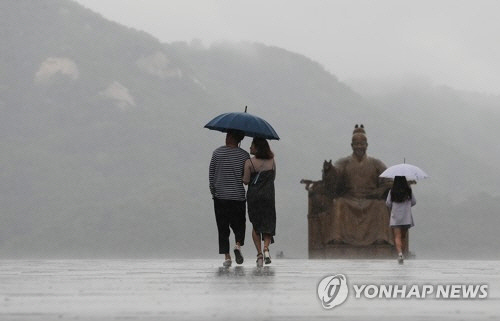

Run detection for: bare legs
[[393, 227, 408, 263], [252, 229, 272, 265]]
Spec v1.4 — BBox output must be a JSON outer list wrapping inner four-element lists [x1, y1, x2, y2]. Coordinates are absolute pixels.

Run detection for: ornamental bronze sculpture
[[301, 125, 405, 258]]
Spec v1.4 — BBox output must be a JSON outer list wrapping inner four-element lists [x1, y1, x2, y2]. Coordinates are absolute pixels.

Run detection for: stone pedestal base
[[309, 243, 397, 259]]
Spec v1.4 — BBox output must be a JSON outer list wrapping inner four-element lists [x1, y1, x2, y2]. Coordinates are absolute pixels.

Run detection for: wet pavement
[[0, 259, 498, 320]]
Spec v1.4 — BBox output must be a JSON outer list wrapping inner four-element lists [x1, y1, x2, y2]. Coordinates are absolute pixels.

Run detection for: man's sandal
[[234, 245, 244, 264]]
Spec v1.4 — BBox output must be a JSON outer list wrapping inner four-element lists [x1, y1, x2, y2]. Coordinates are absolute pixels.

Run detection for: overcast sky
[[72, 0, 500, 95]]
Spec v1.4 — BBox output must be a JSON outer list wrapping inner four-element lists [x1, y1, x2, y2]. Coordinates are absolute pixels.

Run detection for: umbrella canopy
[[379, 163, 429, 180], [204, 110, 280, 140]]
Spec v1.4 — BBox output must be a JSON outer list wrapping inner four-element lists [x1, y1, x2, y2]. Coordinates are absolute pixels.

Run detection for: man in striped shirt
[[209, 129, 250, 267]]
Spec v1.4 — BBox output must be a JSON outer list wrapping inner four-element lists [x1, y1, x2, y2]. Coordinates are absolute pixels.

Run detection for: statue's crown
[[353, 124, 366, 135]]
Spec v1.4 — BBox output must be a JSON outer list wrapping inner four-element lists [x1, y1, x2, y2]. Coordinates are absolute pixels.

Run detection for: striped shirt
[[209, 146, 250, 201]]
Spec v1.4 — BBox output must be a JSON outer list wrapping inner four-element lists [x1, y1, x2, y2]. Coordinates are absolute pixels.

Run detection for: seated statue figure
[[326, 125, 393, 246]]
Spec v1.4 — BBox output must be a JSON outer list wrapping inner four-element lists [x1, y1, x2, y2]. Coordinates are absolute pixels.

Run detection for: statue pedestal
[[309, 243, 396, 259], [308, 214, 404, 259]]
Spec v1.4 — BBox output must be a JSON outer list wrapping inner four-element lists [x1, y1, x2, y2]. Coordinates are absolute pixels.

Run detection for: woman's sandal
[[256, 253, 263, 267], [263, 247, 271, 265]]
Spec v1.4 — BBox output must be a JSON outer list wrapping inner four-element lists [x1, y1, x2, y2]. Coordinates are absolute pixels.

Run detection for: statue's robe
[[325, 154, 393, 246]]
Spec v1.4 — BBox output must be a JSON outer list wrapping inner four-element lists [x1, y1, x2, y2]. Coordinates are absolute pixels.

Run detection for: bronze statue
[[302, 125, 396, 258]]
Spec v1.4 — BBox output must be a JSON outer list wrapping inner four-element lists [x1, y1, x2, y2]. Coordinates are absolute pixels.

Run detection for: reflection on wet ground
[[216, 266, 275, 278]]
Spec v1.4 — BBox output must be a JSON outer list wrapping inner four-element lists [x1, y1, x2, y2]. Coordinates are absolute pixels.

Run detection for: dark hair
[[390, 176, 412, 203], [252, 138, 274, 159], [227, 129, 245, 142]]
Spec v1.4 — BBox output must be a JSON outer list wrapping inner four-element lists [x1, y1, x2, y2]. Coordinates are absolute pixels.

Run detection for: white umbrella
[[379, 163, 429, 180]]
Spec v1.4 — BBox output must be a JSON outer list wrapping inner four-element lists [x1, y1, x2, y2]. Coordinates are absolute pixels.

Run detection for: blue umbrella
[[204, 107, 280, 140]]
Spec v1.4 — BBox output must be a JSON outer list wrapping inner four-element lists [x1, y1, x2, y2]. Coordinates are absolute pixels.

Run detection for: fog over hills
[[1, 0, 499, 259]]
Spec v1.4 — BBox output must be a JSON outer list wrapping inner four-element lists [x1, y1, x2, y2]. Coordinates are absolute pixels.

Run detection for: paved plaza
[[0, 259, 498, 320]]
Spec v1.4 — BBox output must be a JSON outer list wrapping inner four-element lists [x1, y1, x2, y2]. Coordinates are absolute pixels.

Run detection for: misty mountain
[[1, 0, 499, 259]]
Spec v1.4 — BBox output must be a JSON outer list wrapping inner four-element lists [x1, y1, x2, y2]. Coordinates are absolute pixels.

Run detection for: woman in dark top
[[243, 138, 276, 267]]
